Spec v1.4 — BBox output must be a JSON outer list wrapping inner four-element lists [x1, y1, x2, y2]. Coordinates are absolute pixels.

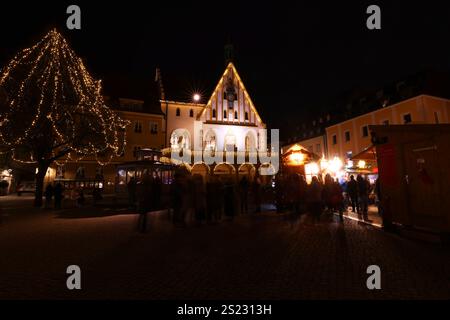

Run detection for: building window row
[[134, 121, 142, 133], [134, 121, 158, 134], [175, 108, 195, 118]]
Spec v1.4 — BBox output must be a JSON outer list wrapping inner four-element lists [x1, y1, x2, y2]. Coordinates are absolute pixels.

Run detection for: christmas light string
[[0, 29, 129, 166]]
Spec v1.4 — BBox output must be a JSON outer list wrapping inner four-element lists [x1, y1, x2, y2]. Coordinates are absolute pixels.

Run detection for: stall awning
[[351, 145, 377, 161]]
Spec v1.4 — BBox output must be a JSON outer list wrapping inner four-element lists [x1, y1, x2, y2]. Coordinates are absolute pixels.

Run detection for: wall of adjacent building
[[325, 94, 450, 160], [49, 109, 165, 193], [117, 110, 165, 161]]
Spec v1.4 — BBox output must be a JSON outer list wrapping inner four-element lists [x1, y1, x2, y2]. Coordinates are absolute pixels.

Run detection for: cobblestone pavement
[[1, 196, 449, 300]]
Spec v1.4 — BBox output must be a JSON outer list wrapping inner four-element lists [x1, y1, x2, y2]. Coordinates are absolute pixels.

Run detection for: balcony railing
[[162, 148, 279, 165]]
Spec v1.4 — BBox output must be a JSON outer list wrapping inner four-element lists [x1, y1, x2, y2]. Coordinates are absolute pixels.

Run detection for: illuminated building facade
[[161, 62, 271, 178], [326, 94, 450, 161]]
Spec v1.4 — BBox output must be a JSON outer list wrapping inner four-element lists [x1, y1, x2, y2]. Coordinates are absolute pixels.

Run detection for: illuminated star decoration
[[0, 29, 128, 166]]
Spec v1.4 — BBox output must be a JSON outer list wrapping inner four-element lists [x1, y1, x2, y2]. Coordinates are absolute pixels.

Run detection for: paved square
[[1, 196, 449, 299]]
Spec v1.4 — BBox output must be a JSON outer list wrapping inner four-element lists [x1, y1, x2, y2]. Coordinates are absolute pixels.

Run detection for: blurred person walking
[[357, 175, 370, 221], [239, 176, 250, 214], [54, 182, 63, 210], [308, 176, 323, 223], [44, 183, 54, 209], [346, 175, 358, 213]]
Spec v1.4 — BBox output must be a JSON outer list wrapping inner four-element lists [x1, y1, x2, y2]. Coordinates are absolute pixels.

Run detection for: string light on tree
[[0, 29, 129, 206]]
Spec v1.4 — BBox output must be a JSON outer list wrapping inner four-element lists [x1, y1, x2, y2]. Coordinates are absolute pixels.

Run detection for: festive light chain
[[0, 29, 129, 166]]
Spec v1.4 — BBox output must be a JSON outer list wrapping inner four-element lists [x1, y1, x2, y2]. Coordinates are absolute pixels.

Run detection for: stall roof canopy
[[351, 145, 377, 161], [282, 144, 321, 161]]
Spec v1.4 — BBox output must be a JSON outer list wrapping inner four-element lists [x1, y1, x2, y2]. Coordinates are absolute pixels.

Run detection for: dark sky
[[1, 1, 450, 131]]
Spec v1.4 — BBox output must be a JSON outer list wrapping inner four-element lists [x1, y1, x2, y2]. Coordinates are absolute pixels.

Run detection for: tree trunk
[[34, 162, 49, 207]]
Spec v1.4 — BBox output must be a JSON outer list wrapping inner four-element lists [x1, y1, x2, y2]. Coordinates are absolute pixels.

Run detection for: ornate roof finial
[[224, 37, 234, 65]]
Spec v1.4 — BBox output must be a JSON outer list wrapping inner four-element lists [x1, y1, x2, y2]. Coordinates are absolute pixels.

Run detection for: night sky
[[1, 1, 450, 134]]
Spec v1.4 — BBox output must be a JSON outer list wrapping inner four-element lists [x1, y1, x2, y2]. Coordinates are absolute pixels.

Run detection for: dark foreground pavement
[[0, 196, 449, 299]]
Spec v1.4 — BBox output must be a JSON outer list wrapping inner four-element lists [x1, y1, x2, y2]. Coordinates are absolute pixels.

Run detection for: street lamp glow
[[193, 93, 201, 102], [358, 160, 366, 169]]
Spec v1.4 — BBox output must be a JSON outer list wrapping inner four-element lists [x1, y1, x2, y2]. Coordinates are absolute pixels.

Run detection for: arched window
[[170, 130, 190, 150], [176, 108, 181, 117], [204, 130, 216, 153], [245, 132, 256, 152], [224, 110, 227, 120], [234, 111, 238, 120], [224, 134, 236, 152], [189, 109, 194, 117], [212, 109, 216, 118], [245, 112, 249, 121]]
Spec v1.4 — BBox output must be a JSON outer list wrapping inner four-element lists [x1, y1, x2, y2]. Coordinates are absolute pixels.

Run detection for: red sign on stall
[[377, 143, 398, 187]]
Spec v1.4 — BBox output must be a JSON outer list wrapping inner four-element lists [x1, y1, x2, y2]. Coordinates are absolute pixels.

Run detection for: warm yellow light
[[358, 160, 366, 169], [328, 157, 343, 174], [320, 156, 328, 170], [305, 162, 320, 176], [290, 144, 303, 152], [288, 151, 304, 165]]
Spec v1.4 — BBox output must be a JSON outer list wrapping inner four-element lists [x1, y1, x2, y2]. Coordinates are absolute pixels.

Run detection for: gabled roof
[[197, 62, 263, 124]]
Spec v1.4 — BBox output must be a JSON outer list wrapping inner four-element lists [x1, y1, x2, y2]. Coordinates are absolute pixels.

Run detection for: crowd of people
[[127, 169, 378, 231], [44, 182, 64, 209], [127, 170, 264, 230], [275, 172, 377, 222], [43, 182, 102, 209]]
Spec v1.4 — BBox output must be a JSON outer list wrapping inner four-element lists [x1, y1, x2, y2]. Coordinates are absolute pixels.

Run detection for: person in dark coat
[[275, 174, 285, 213], [252, 175, 262, 213], [346, 175, 358, 213], [331, 179, 345, 222], [137, 175, 152, 233], [322, 174, 334, 214], [44, 184, 54, 209], [239, 176, 249, 214], [357, 174, 370, 221], [298, 174, 308, 214], [54, 182, 63, 209], [151, 174, 162, 212], [171, 172, 186, 226], [127, 177, 137, 209], [76, 188, 85, 207], [375, 177, 383, 219], [224, 179, 236, 220], [308, 176, 323, 223], [192, 174, 206, 225]]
